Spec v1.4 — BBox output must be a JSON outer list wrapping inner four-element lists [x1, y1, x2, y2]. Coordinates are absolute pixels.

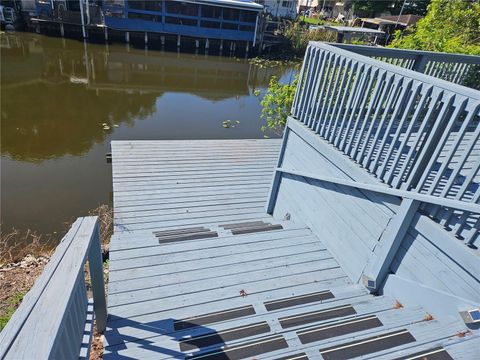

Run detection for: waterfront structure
[[104, 0, 263, 45], [31, 0, 264, 50], [1, 44, 480, 359]]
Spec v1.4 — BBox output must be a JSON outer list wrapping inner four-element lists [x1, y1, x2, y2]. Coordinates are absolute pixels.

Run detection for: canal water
[[1, 32, 296, 240]]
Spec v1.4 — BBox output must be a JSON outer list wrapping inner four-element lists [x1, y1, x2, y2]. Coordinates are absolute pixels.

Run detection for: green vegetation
[[299, 16, 324, 25], [0, 292, 25, 331], [282, 21, 336, 55], [259, 75, 298, 135], [350, 0, 430, 17], [390, 0, 480, 55]]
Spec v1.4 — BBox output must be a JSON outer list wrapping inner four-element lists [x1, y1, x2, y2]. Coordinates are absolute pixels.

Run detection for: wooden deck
[[106, 140, 477, 359], [111, 140, 282, 234]]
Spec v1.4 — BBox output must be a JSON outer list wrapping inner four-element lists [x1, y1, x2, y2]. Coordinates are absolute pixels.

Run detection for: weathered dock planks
[[111, 140, 282, 233], [106, 139, 478, 360]]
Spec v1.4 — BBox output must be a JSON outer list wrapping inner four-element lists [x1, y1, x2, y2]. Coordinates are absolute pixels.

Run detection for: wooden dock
[[104, 139, 477, 359], [110, 139, 282, 234]]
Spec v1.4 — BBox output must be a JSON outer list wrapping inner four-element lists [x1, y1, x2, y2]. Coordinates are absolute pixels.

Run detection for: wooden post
[[205, 38, 209, 50], [266, 122, 291, 214], [125, 31, 130, 43], [220, 39, 223, 51], [362, 199, 420, 293], [87, 223, 107, 333], [104, 27, 108, 42], [177, 34, 181, 48], [60, 23, 64, 37], [79, 0, 86, 38], [85, 0, 90, 25], [161, 35, 165, 46], [145, 32, 148, 45]]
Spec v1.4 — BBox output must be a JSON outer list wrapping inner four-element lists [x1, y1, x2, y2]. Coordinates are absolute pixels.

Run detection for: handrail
[[0, 217, 106, 360], [306, 43, 480, 97], [291, 42, 480, 246], [330, 43, 480, 90], [332, 44, 480, 64], [276, 167, 480, 214]]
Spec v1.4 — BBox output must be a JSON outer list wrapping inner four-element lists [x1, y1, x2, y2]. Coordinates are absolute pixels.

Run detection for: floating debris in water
[[103, 125, 110, 130], [222, 120, 240, 129]]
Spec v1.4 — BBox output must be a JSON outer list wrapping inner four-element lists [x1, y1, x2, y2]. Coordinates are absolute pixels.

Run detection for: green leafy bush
[[260, 76, 298, 135]]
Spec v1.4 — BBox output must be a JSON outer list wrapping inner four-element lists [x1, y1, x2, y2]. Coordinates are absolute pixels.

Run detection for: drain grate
[[154, 226, 218, 244], [220, 221, 283, 235]]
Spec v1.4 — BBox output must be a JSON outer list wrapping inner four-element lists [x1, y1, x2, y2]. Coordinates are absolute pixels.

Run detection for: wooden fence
[[0, 217, 106, 360]]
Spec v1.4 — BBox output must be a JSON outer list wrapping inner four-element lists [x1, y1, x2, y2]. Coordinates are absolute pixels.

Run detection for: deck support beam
[[361, 198, 420, 293]]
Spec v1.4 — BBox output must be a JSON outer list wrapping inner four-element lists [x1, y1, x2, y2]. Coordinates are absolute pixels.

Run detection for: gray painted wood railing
[[0, 217, 106, 360], [331, 44, 480, 90], [291, 42, 480, 247]]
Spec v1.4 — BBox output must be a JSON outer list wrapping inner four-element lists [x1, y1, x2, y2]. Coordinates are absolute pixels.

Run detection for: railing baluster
[[378, 81, 421, 181], [291, 42, 480, 248], [318, 56, 344, 136], [325, 59, 354, 141], [314, 55, 340, 133], [334, 63, 365, 149], [385, 83, 429, 186]]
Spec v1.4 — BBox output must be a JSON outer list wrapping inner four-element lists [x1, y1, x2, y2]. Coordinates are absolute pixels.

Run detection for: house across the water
[[29, 0, 264, 52]]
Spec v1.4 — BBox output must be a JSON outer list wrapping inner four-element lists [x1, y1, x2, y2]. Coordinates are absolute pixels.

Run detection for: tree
[[390, 0, 480, 55], [349, 0, 430, 17], [349, 0, 395, 17]]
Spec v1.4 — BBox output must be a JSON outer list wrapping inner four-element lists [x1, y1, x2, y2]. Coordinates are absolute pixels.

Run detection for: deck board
[[111, 139, 282, 233], [107, 139, 475, 360]]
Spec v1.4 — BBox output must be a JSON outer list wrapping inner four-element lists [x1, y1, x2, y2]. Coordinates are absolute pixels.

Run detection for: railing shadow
[[104, 315, 225, 359]]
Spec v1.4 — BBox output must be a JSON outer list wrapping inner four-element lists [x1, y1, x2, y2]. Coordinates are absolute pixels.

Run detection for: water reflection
[[1, 33, 295, 233]]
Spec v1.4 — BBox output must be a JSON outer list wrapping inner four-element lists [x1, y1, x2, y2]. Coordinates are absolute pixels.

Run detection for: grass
[[0, 292, 25, 331], [299, 16, 325, 25]]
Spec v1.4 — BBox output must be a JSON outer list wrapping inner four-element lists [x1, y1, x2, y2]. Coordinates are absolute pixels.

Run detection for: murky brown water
[[1, 32, 296, 237]]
